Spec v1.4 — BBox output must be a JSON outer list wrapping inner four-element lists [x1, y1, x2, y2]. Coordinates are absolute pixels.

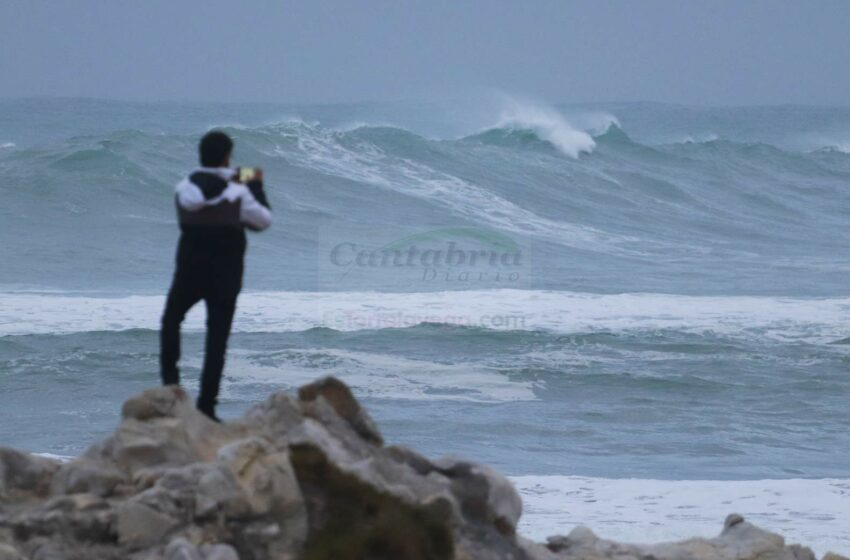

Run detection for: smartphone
[[238, 167, 258, 183]]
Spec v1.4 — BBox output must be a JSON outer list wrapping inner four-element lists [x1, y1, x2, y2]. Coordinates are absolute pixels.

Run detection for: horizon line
[[3, 94, 850, 111]]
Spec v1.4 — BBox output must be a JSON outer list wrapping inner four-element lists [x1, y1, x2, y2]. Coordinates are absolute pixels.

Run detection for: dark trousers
[[160, 264, 241, 416]]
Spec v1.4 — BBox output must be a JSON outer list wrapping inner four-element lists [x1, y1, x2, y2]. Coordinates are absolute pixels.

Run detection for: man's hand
[[233, 168, 264, 184], [246, 170, 270, 210]]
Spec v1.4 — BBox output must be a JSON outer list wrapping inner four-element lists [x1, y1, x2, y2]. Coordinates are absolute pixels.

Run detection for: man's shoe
[[197, 400, 222, 423], [198, 407, 222, 423]]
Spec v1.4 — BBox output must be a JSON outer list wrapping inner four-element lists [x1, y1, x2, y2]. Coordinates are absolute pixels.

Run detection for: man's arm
[[246, 179, 271, 210], [175, 178, 206, 211], [239, 177, 272, 231]]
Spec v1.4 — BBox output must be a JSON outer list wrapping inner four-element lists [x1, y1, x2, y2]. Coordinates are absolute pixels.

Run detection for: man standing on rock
[[160, 131, 272, 421]]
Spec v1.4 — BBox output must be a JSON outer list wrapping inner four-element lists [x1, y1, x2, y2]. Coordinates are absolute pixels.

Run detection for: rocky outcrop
[[519, 513, 830, 560], [0, 377, 843, 560]]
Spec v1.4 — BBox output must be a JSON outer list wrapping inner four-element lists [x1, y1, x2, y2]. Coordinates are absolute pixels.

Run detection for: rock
[[298, 376, 383, 445], [708, 514, 788, 553], [824, 554, 850, 560], [543, 516, 819, 560], [0, 377, 836, 560], [724, 512, 745, 529], [289, 442, 455, 560], [217, 438, 306, 558], [112, 416, 200, 473], [132, 484, 184, 522], [790, 545, 818, 560], [112, 386, 239, 475], [27, 540, 67, 560], [165, 537, 203, 560], [470, 463, 522, 535], [239, 391, 303, 444], [517, 536, 560, 560], [193, 463, 247, 518], [200, 544, 239, 560], [546, 526, 598, 553], [0, 448, 59, 497], [286, 415, 363, 467], [45, 492, 106, 512], [216, 438, 303, 519], [0, 544, 24, 560], [116, 501, 179, 548], [50, 459, 126, 497], [385, 445, 436, 475], [39, 491, 115, 543], [434, 457, 522, 535]]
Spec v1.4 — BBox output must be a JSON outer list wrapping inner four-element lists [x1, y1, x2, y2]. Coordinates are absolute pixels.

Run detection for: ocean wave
[[215, 347, 538, 403], [482, 98, 597, 158], [2, 290, 849, 343], [5, 108, 840, 182], [261, 120, 630, 251], [681, 133, 720, 144], [5, 102, 850, 290], [814, 143, 850, 155], [0, 129, 183, 185], [462, 127, 556, 150], [590, 122, 637, 146]]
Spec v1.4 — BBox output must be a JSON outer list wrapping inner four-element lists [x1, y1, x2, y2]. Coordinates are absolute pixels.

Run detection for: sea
[[0, 97, 848, 554]]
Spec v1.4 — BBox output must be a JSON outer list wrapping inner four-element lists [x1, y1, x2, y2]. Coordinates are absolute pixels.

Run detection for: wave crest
[[491, 99, 597, 158], [462, 127, 558, 151]]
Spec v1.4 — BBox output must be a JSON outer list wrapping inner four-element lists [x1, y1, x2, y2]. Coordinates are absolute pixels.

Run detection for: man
[[160, 131, 272, 421]]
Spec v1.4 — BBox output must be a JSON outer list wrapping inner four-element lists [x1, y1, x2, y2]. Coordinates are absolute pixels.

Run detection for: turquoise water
[[1, 97, 850, 481]]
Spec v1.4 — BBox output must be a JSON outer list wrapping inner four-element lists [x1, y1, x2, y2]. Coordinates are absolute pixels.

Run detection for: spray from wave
[[492, 97, 597, 158], [562, 111, 621, 137], [680, 133, 719, 144], [806, 137, 850, 154]]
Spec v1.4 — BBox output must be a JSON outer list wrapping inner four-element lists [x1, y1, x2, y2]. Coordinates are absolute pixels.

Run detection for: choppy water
[[1, 97, 849, 551]]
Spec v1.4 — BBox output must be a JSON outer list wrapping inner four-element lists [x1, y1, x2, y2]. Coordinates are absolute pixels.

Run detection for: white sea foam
[[203, 347, 538, 402], [792, 132, 850, 154], [511, 475, 850, 556], [821, 142, 850, 154], [2, 290, 850, 344], [0, 142, 15, 149], [333, 120, 403, 133], [680, 133, 719, 144], [494, 97, 596, 158], [34, 453, 73, 463]]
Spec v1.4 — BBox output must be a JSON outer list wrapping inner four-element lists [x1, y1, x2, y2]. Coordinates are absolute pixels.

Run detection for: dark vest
[[175, 172, 246, 273]]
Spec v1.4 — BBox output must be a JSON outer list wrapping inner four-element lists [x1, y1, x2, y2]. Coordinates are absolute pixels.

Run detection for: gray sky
[[3, 0, 850, 106]]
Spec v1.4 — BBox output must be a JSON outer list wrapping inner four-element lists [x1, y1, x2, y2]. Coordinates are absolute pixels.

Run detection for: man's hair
[[199, 131, 234, 167]]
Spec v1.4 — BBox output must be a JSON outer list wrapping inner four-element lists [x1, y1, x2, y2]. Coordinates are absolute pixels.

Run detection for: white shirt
[[175, 167, 272, 231]]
